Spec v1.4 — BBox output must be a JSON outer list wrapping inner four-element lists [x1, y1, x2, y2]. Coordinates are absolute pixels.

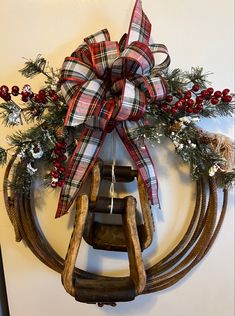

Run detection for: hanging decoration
[[1, 0, 234, 307]]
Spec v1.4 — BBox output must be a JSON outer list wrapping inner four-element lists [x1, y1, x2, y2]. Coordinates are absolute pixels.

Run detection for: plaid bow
[[56, 0, 170, 218]]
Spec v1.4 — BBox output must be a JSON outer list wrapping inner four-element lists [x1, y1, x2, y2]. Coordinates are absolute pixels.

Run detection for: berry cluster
[[50, 141, 67, 188], [0, 85, 60, 104], [34, 89, 60, 104], [161, 84, 232, 115]]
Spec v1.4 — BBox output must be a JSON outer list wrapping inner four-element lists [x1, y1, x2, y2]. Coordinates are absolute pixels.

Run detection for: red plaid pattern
[[56, 0, 170, 217], [111, 41, 154, 81], [61, 57, 96, 105], [64, 79, 106, 126], [116, 120, 159, 206], [84, 100, 114, 131], [150, 44, 171, 71], [132, 75, 167, 102], [84, 29, 110, 45], [72, 44, 92, 66], [90, 41, 120, 77], [115, 80, 146, 121], [125, 0, 151, 47], [56, 128, 106, 218]]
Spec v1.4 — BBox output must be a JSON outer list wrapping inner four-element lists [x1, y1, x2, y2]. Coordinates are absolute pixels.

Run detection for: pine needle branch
[[183, 67, 211, 88], [0, 147, 7, 165]]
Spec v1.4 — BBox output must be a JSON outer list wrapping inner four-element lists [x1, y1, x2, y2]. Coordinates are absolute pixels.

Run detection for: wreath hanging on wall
[[0, 0, 234, 307]]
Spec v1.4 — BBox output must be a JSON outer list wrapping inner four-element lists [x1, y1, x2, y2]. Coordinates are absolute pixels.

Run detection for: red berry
[[186, 107, 193, 113], [222, 89, 230, 96], [51, 94, 59, 102], [55, 143, 63, 150], [214, 91, 222, 99], [196, 96, 204, 103], [171, 107, 178, 114], [166, 95, 173, 103], [54, 161, 62, 169], [61, 154, 67, 161], [34, 94, 43, 103], [201, 90, 208, 98], [51, 171, 59, 178], [41, 97, 48, 104], [0, 85, 9, 93], [22, 84, 31, 92], [205, 94, 212, 100], [207, 87, 214, 95], [48, 89, 56, 97], [21, 95, 29, 102], [21, 91, 30, 98], [196, 104, 203, 111], [39, 89, 46, 96], [184, 91, 192, 99], [175, 101, 182, 108], [193, 108, 200, 114], [57, 180, 64, 187], [0, 90, 7, 99], [162, 105, 168, 112], [222, 95, 232, 103], [4, 93, 11, 101], [11, 86, 20, 96], [51, 181, 58, 188], [59, 166, 66, 173], [192, 84, 200, 92], [178, 99, 185, 109], [187, 99, 194, 107], [59, 141, 67, 148], [211, 98, 219, 105], [54, 149, 63, 156]]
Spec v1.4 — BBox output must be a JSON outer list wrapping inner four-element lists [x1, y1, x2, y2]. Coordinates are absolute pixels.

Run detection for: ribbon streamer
[[56, 0, 170, 218]]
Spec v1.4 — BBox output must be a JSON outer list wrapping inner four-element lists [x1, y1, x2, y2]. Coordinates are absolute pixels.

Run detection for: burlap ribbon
[[56, 0, 170, 218]]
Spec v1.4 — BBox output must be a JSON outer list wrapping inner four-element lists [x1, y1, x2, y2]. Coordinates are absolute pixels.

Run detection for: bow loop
[[149, 44, 171, 73], [84, 29, 111, 45], [111, 41, 154, 81], [71, 44, 92, 66], [132, 75, 167, 102], [64, 79, 105, 127], [90, 41, 120, 78]]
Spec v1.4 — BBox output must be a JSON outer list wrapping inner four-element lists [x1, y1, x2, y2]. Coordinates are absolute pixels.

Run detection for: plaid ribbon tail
[[116, 121, 159, 206], [125, 0, 151, 47], [55, 128, 106, 218]]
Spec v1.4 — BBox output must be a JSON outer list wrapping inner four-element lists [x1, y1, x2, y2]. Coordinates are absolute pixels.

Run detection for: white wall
[[0, 0, 234, 316]]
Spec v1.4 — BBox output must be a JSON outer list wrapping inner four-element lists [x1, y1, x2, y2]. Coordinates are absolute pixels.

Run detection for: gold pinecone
[[55, 126, 65, 139]]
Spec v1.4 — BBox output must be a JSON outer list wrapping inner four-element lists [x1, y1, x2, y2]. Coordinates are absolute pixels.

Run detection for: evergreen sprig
[[0, 147, 7, 165], [11, 161, 32, 195], [162, 68, 185, 93], [19, 55, 60, 88], [183, 67, 211, 88], [201, 98, 234, 118], [19, 55, 48, 79], [216, 170, 235, 189], [131, 119, 234, 188], [162, 67, 210, 94], [0, 101, 22, 126]]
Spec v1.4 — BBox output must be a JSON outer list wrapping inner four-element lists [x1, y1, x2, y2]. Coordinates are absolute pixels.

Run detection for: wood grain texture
[[62, 195, 89, 297]]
